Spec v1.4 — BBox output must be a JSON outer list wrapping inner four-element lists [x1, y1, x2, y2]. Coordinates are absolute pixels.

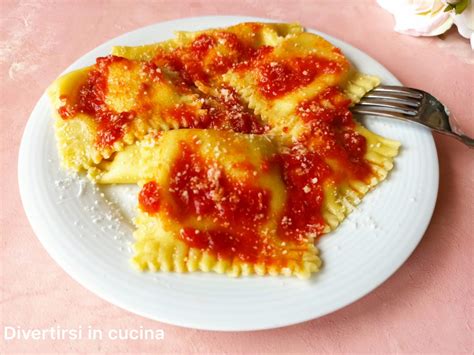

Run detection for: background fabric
[[1, 0, 472, 353]]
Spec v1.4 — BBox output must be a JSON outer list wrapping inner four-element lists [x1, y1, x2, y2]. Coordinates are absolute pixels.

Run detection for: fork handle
[[446, 114, 474, 148], [439, 129, 474, 147]]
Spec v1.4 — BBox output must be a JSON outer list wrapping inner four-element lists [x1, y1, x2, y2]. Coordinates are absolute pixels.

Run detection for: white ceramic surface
[[18, 16, 439, 331]]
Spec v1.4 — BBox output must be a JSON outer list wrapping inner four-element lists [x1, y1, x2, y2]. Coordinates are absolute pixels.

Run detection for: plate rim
[[18, 15, 439, 331]]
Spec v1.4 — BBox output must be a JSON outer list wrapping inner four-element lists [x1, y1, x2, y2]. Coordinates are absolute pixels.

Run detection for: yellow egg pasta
[[48, 57, 207, 172], [132, 129, 321, 278], [111, 22, 303, 61]]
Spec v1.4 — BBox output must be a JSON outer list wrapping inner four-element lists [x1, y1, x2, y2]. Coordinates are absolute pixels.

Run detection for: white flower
[[377, 0, 454, 36], [452, 2, 474, 49]]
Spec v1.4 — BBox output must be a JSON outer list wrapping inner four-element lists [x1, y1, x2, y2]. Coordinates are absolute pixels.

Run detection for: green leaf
[[444, 4, 455, 12], [445, 0, 470, 14], [454, 0, 469, 14]]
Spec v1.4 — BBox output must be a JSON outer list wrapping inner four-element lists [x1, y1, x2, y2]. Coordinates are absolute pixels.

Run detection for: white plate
[[18, 16, 438, 331]]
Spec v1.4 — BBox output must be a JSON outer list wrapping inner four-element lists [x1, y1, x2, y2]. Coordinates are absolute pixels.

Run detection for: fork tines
[[352, 85, 424, 118]]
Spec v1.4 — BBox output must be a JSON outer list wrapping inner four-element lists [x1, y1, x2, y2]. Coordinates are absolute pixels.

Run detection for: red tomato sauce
[[166, 104, 203, 128], [138, 142, 272, 262], [164, 86, 267, 134], [138, 181, 161, 214], [276, 145, 331, 242], [152, 31, 273, 85], [203, 86, 268, 134], [58, 55, 136, 147], [297, 87, 372, 181], [257, 56, 345, 99]]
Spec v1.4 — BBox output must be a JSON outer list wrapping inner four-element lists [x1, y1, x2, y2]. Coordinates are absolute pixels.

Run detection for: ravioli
[[48, 22, 400, 279], [223, 31, 376, 136], [132, 129, 320, 278], [112, 22, 304, 67], [222, 31, 400, 231], [48, 56, 205, 172], [112, 22, 303, 96]]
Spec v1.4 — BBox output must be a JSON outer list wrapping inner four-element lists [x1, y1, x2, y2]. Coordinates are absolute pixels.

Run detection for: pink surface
[[1, 0, 473, 353]]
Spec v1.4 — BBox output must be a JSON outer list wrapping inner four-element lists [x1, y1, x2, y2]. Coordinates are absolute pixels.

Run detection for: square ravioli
[[112, 22, 304, 82], [48, 56, 204, 171], [132, 129, 321, 278], [222, 31, 381, 136]]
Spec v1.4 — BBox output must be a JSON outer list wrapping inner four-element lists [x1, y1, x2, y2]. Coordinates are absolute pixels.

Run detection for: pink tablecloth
[[1, 1, 473, 353]]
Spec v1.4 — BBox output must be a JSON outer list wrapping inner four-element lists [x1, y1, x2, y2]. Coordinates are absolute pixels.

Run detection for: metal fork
[[351, 85, 474, 148]]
